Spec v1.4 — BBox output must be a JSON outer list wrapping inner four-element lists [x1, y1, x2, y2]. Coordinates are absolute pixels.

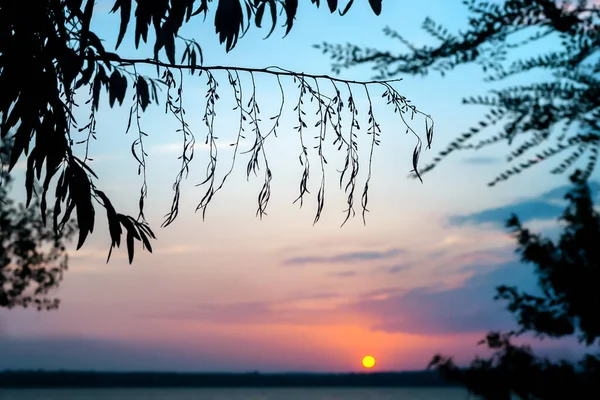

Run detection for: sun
[[361, 355, 376, 369]]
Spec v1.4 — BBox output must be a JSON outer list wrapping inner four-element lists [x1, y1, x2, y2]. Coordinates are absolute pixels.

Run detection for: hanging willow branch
[[98, 58, 434, 228], [1, 0, 432, 264]]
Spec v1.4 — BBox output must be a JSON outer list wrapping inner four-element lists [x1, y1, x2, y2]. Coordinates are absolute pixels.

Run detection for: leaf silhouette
[[327, 0, 338, 13], [368, 0, 382, 15], [339, 0, 354, 15], [126, 230, 134, 263], [255, 2, 266, 27], [136, 76, 150, 111], [215, 0, 244, 52], [110, 0, 132, 49], [283, 0, 298, 34]]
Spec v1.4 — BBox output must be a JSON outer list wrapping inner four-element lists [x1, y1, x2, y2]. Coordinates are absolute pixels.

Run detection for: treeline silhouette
[[0, 370, 456, 388]]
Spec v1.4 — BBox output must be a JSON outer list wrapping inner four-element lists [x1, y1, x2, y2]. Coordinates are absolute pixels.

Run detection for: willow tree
[[318, 0, 600, 185], [0, 0, 434, 263]]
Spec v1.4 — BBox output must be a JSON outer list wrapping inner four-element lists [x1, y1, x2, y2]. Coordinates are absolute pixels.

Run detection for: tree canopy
[[0, 0, 433, 263], [318, 0, 600, 186], [0, 140, 76, 311], [428, 171, 600, 400]]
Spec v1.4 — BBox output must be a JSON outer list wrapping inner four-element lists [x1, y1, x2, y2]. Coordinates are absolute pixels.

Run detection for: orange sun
[[361, 355, 376, 369]]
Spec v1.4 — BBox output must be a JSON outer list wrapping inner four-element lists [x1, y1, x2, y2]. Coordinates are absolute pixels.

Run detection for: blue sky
[[1, 0, 598, 372]]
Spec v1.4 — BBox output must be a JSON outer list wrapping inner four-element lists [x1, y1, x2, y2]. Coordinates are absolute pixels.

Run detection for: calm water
[[0, 388, 474, 399]]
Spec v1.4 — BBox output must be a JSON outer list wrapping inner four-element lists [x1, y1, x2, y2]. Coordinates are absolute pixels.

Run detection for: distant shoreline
[[0, 370, 459, 388]]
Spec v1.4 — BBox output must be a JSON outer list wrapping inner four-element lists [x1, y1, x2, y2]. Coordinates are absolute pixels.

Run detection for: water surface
[[0, 387, 472, 399]]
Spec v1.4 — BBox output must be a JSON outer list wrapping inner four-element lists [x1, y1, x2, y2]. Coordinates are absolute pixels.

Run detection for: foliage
[[427, 171, 600, 400], [0, 140, 76, 311], [429, 332, 600, 400], [0, 0, 433, 263], [317, 0, 600, 186], [498, 171, 600, 346]]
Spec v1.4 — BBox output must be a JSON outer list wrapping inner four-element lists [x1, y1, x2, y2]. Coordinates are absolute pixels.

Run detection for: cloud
[[359, 287, 406, 300], [148, 258, 536, 336], [0, 337, 219, 371], [540, 181, 600, 201], [327, 264, 412, 277], [140, 299, 356, 328], [329, 270, 357, 278], [346, 257, 541, 336], [386, 265, 411, 274], [138, 290, 350, 327], [283, 248, 403, 265], [140, 249, 535, 337], [461, 156, 501, 165], [449, 180, 600, 227], [0, 336, 335, 372], [372, 264, 412, 275], [450, 200, 563, 227], [154, 244, 203, 255], [148, 139, 251, 156], [69, 247, 127, 262], [453, 249, 512, 267]]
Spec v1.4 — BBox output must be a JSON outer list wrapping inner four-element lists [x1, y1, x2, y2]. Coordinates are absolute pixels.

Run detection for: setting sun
[[361, 355, 376, 369]]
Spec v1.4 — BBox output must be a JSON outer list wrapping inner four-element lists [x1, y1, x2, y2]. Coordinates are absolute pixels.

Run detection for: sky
[[1, 0, 599, 373]]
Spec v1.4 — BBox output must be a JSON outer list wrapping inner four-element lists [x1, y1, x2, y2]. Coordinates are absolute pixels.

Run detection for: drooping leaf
[[111, 0, 132, 49], [69, 161, 95, 250], [92, 67, 107, 111], [163, 31, 176, 64], [368, 0, 382, 15], [265, 0, 277, 38], [126, 230, 134, 263], [95, 190, 122, 252], [327, 0, 338, 13], [108, 70, 120, 107], [283, 0, 298, 35], [74, 56, 95, 89], [255, 2, 266, 27], [215, 0, 244, 52], [136, 76, 150, 111], [412, 137, 423, 183], [339, 0, 354, 16]]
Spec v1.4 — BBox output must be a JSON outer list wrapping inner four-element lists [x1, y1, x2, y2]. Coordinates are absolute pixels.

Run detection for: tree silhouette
[[0, 0, 434, 263], [318, 0, 600, 186], [427, 170, 600, 400], [0, 140, 76, 310]]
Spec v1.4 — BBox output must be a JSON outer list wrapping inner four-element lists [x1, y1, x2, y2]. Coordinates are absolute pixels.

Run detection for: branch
[[97, 56, 434, 227], [317, 0, 600, 186], [103, 56, 405, 86]]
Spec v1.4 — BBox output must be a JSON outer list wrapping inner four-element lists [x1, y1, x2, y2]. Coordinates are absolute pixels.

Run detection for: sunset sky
[[1, 0, 599, 373]]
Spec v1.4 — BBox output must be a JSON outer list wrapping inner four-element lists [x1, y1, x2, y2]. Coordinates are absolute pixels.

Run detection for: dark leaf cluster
[[429, 332, 600, 400]]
